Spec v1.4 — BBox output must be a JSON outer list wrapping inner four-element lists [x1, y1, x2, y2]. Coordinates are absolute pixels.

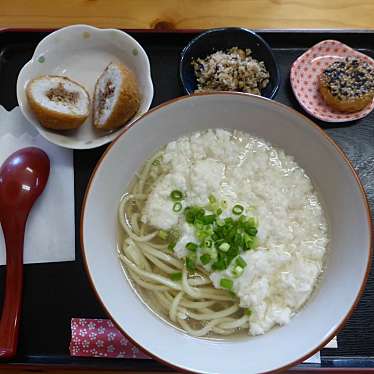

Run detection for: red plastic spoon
[[0, 147, 50, 358]]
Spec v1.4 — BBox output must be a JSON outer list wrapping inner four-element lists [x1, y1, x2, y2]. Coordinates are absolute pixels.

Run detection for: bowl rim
[[179, 27, 280, 99], [80, 92, 372, 374], [16, 24, 154, 150]]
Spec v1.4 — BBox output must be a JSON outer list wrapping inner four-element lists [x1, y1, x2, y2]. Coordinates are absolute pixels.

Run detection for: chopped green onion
[[186, 256, 196, 272], [246, 227, 258, 236], [212, 258, 226, 271], [170, 272, 182, 281], [251, 237, 258, 248], [194, 219, 204, 227], [216, 219, 225, 227], [168, 242, 175, 252], [232, 265, 244, 277], [232, 204, 244, 215], [238, 215, 247, 224], [224, 217, 234, 225], [196, 227, 212, 240], [185, 210, 195, 223], [170, 190, 183, 201], [243, 233, 253, 250], [215, 238, 224, 247], [184, 206, 205, 223], [211, 233, 219, 241], [183, 201, 259, 272], [196, 208, 205, 217], [201, 214, 215, 225], [195, 222, 204, 230], [208, 194, 217, 204], [204, 239, 212, 248], [244, 308, 252, 316], [220, 278, 233, 290], [200, 254, 211, 265], [158, 230, 168, 240], [236, 256, 247, 268], [196, 231, 204, 241], [152, 159, 160, 166], [247, 217, 257, 227], [206, 247, 218, 260], [219, 242, 230, 252], [186, 242, 198, 252], [173, 202, 182, 212], [234, 232, 243, 247]]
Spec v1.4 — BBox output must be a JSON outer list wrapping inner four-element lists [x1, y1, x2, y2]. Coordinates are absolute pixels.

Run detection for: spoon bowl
[[0, 147, 50, 358], [0, 147, 50, 214]]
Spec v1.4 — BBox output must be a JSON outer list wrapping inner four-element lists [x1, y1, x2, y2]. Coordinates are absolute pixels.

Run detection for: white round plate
[[16, 24, 154, 149], [82, 93, 371, 373]]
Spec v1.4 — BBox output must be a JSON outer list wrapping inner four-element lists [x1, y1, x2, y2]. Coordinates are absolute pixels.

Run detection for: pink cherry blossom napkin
[[69, 318, 149, 359], [70, 318, 337, 362]]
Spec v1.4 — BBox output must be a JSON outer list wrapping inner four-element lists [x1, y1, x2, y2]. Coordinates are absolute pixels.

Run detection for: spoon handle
[[0, 215, 26, 359]]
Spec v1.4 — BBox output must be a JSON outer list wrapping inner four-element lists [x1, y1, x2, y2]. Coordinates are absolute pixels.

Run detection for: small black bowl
[[179, 27, 280, 99]]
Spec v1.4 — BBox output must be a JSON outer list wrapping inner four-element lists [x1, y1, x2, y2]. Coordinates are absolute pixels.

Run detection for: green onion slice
[[216, 219, 225, 227], [206, 247, 217, 260], [173, 202, 182, 212], [186, 242, 198, 252], [232, 204, 244, 215], [170, 190, 184, 201], [168, 241, 176, 252], [158, 230, 168, 240], [212, 259, 226, 271], [246, 227, 258, 236], [219, 242, 230, 252], [200, 254, 211, 265], [236, 256, 247, 268], [247, 217, 258, 227], [220, 278, 233, 290], [170, 272, 182, 281], [232, 265, 244, 277], [208, 194, 217, 204], [204, 239, 212, 248], [244, 308, 252, 316], [202, 214, 216, 225], [186, 256, 196, 272]]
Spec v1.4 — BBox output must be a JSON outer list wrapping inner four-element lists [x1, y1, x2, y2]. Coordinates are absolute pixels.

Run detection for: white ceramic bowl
[[16, 25, 154, 149], [81, 93, 372, 373]]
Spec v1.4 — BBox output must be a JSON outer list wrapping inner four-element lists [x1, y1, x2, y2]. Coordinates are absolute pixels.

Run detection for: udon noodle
[[118, 151, 249, 338]]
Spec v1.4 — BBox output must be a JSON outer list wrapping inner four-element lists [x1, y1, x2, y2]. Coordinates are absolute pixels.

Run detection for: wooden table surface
[[1, 0, 373, 373], [1, 0, 374, 30]]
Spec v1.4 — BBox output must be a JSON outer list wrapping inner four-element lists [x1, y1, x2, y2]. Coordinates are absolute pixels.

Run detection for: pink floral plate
[[290, 40, 374, 123]]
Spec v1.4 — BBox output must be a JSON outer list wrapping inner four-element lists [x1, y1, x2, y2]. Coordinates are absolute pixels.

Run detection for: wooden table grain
[[1, 0, 374, 30]]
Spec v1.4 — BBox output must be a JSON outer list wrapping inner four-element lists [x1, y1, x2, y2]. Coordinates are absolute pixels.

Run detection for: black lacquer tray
[[0, 29, 373, 371]]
